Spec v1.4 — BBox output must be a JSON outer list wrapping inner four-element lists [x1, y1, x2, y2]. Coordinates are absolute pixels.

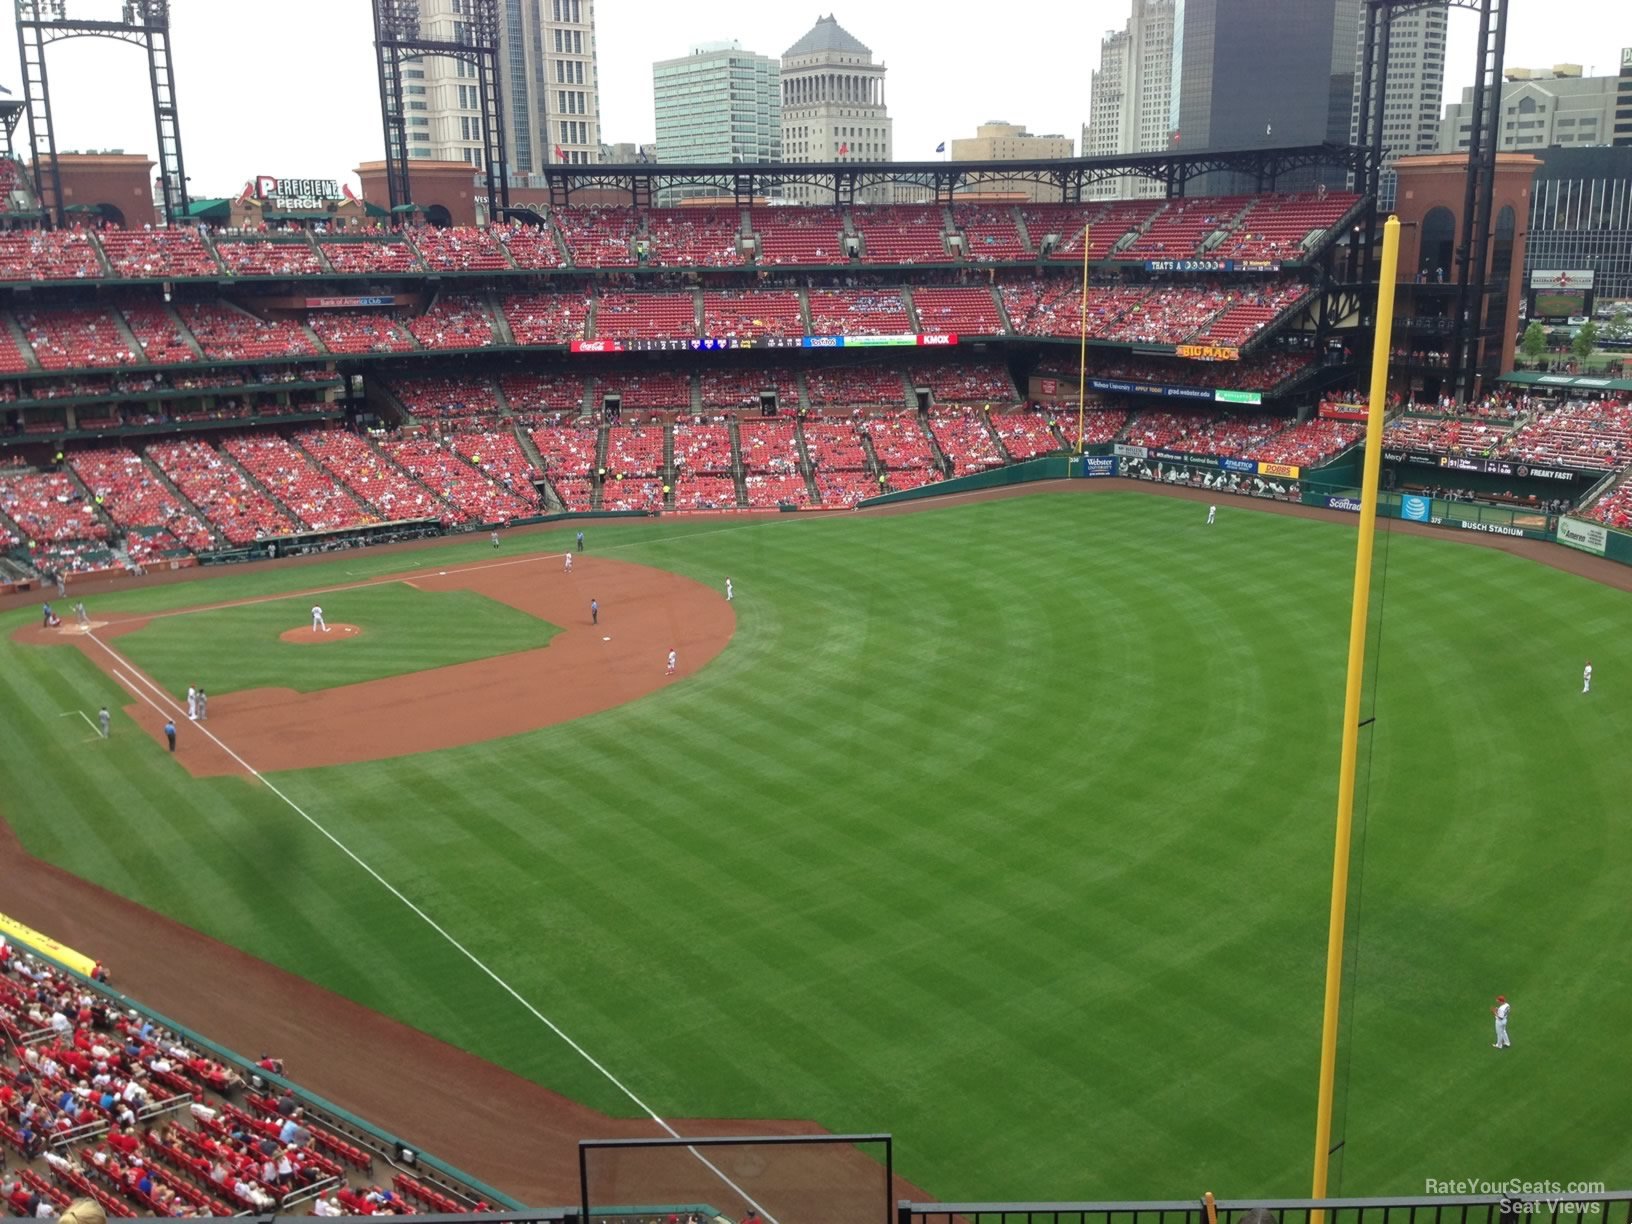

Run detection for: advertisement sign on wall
[[1077, 456, 1118, 478], [1558, 516, 1609, 556], [1401, 494, 1432, 522]]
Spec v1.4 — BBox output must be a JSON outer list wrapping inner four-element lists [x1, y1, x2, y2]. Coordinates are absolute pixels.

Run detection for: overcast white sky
[[0, 0, 1624, 197]]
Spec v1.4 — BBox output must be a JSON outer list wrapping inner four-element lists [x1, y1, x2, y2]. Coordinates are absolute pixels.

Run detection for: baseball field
[[1, 485, 1628, 1203]]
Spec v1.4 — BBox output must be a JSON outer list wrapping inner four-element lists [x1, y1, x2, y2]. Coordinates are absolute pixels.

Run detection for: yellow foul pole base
[[1310, 215, 1401, 1218]]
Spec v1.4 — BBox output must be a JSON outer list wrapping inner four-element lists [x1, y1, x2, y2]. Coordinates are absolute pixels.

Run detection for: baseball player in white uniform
[[186, 686, 198, 721], [1206, 505, 1217, 525], [666, 648, 677, 676], [1583, 661, 1592, 693], [1492, 995, 1511, 1048], [311, 605, 329, 633], [726, 577, 733, 602], [564, 551, 573, 573]]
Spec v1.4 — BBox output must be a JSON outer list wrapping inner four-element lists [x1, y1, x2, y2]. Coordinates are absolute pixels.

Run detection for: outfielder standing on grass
[[1492, 995, 1512, 1048], [491, 529, 500, 549]]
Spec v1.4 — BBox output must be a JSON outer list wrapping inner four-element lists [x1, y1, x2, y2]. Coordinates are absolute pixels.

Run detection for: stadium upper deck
[[0, 191, 1363, 282]]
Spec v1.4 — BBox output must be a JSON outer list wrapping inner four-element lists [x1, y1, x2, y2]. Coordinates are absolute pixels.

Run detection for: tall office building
[[408, 0, 602, 178], [1351, 2, 1448, 208], [653, 41, 781, 200], [1083, 0, 1175, 200], [950, 122, 1073, 203], [1440, 64, 1622, 154], [1169, 0, 1360, 190], [780, 14, 891, 202], [1618, 47, 1632, 146]]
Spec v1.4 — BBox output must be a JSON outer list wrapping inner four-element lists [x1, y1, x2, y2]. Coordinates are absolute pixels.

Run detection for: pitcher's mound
[[280, 623, 362, 644]]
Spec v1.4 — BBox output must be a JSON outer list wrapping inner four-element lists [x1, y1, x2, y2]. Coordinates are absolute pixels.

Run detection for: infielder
[[666, 648, 677, 676], [1583, 660, 1592, 693], [98, 707, 110, 739], [1206, 505, 1217, 525], [725, 577, 733, 602], [312, 605, 329, 633], [187, 685, 198, 722], [564, 551, 573, 573], [1491, 995, 1511, 1048], [590, 598, 599, 626], [197, 688, 208, 722]]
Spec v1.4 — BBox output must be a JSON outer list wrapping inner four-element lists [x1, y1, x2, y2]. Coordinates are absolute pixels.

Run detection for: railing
[[899, 1194, 1632, 1224]]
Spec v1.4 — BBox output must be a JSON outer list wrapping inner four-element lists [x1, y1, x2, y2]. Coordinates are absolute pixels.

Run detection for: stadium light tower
[[1355, 0, 1509, 402], [14, 0, 192, 227], [371, 0, 509, 223]]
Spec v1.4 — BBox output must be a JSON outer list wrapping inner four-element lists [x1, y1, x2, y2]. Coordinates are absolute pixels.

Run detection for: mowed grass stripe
[[4, 492, 1631, 1199]]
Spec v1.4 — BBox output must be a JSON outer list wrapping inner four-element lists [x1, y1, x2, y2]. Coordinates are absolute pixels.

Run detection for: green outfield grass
[[111, 585, 560, 696], [1, 494, 1628, 1201]]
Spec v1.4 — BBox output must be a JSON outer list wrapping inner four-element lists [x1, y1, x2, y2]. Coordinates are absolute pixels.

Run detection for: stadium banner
[[0, 912, 99, 978], [305, 295, 397, 309], [1088, 377, 1215, 402], [1144, 258, 1281, 274], [1320, 402, 1370, 422], [1076, 455, 1118, 478], [1380, 448, 1586, 484], [1153, 448, 1219, 469], [1325, 495, 1363, 513], [1175, 344, 1241, 362], [1113, 443, 1149, 459], [1558, 516, 1609, 556], [569, 334, 958, 354], [1219, 457, 1257, 474], [1214, 389, 1265, 406], [1401, 494, 1432, 522], [1434, 454, 1582, 483], [1258, 462, 1301, 479]]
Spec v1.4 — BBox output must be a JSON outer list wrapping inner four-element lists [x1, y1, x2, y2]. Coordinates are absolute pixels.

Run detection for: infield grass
[[112, 584, 560, 696], [2, 492, 1629, 1201]]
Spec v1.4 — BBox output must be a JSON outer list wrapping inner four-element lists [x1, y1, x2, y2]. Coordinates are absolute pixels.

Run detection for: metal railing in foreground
[[899, 1193, 1632, 1224]]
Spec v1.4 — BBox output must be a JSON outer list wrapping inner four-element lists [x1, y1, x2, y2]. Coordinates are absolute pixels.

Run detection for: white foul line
[[92, 634, 781, 1223], [59, 709, 99, 732]]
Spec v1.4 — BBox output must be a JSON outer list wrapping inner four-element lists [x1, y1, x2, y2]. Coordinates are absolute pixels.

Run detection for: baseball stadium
[[0, 2, 1629, 1223]]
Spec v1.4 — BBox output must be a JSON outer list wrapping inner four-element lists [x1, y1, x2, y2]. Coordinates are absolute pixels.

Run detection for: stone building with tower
[[779, 15, 891, 202]]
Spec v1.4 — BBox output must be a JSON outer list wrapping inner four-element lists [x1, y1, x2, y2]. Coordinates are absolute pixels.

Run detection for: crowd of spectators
[[404, 295, 498, 351], [176, 304, 320, 362], [307, 312, 417, 356], [221, 433, 371, 533]]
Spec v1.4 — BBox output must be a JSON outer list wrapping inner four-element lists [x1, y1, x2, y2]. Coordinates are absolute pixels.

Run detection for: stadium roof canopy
[[525, 142, 1374, 208]]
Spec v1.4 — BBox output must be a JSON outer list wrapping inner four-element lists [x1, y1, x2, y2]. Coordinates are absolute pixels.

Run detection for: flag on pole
[[935, 141, 946, 153], [839, 142, 849, 156], [554, 145, 565, 161]]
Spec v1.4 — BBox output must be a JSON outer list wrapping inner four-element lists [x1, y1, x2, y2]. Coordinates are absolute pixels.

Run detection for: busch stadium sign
[[257, 176, 342, 211]]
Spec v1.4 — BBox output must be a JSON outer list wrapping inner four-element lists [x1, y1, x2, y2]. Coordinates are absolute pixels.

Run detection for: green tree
[[1520, 321, 1547, 364], [1605, 308, 1632, 344], [1571, 321, 1598, 362]]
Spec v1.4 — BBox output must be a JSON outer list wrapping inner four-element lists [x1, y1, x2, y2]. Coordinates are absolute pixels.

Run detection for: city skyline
[[0, 0, 1621, 196]]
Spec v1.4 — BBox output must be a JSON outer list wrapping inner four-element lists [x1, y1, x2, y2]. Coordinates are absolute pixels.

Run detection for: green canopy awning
[[1498, 369, 1632, 393], [364, 201, 391, 219], [390, 203, 420, 213], [185, 198, 231, 221]]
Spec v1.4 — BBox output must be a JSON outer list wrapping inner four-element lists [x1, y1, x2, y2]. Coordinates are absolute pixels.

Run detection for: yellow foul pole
[[1076, 225, 1091, 455], [1310, 214, 1401, 1215]]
